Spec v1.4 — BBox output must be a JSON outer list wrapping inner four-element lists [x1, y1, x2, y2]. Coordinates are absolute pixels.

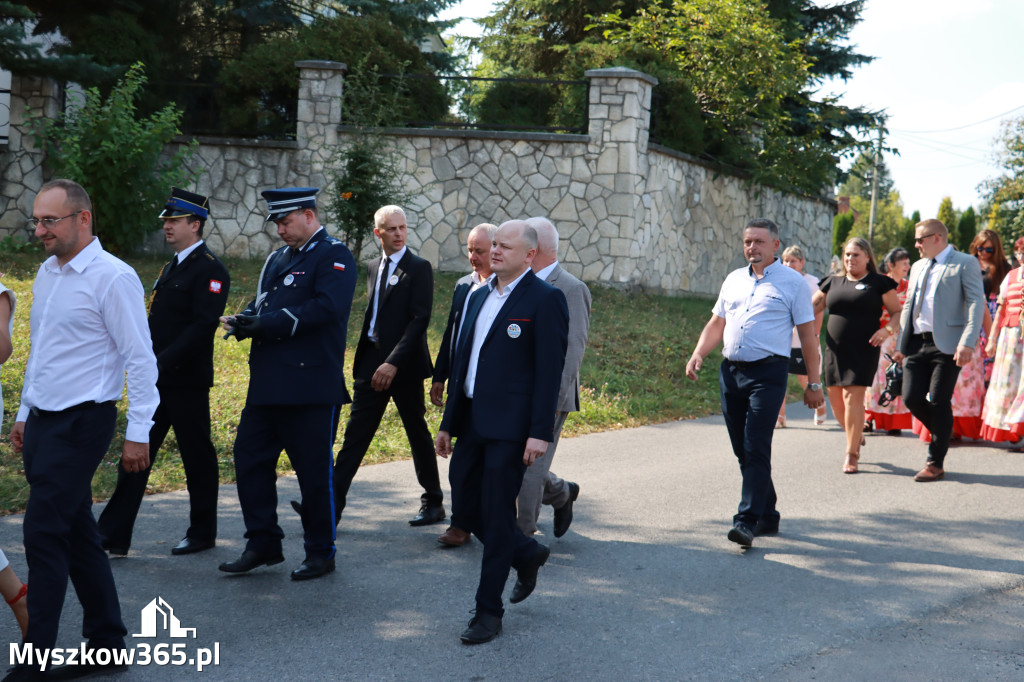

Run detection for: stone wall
[[0, 63, 835, 295]]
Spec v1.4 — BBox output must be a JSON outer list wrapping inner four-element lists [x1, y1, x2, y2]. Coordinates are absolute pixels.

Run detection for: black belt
[[912, 332, 934, 344], [728, 355, 788, 369], [29, 400, 116, 417]]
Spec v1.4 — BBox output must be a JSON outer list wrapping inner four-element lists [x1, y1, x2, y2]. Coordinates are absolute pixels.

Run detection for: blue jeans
[[719, 359, 789, 527]]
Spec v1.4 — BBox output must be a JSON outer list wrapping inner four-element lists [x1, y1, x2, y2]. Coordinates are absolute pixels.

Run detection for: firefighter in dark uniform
[[218, 187, 357, 581], [98, 187, 230, 556]]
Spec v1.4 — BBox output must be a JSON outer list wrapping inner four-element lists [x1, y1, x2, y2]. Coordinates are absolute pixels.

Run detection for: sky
[[440, 0, 1024, 218]]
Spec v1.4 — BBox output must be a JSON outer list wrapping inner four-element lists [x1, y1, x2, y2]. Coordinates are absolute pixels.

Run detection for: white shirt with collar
[[464, 268, 531, 398], [913, 243, 954, 334], [368, 245, 407, 342], [16, 237, 160, 442], [173, 238, 204, 265], [534, 261, 558, 282]]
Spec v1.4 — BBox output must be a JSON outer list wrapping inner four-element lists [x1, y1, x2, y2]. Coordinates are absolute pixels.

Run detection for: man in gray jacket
[[896, 218, 985, 482], [516, 216, 592, 538]]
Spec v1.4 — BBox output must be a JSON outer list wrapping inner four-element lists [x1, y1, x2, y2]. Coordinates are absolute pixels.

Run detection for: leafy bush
[[29, 63, 197, 255]]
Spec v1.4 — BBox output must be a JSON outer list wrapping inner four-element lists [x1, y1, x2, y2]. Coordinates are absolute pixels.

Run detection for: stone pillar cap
[[584, 67, 658, 86], [294, 60, 348, 73]]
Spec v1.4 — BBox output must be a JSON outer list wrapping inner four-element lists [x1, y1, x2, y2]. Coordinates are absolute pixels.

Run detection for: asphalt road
[[1, 405, 1022, 680]]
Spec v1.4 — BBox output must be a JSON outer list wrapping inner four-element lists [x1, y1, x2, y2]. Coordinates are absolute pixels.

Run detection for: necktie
[[167, 256, 178, 275], [372, 257, 390, 338]]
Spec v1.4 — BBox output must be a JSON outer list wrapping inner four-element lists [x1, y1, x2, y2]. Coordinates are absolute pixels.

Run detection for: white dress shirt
[[368, 245, 407, 342], [16, 238, 160, 442], [173, 238, 204, 264], [913, 243, 954, 334], [464, 268, 531, 398]]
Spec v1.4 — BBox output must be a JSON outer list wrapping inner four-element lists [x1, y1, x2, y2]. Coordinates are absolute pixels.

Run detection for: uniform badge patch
[[388, 274, 399, 286], [284, 274, 295, 286], [507, 323, 522, 339], [333, 262, 346, 271], [209, 280, 223, 293]]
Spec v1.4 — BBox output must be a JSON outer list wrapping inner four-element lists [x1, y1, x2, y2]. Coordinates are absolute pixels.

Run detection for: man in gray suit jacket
[[516, 217, 592, 537], [896, 219, 985, 482]]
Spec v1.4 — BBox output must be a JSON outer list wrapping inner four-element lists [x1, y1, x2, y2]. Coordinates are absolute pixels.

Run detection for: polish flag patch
[[333, 262, 346, 271], [209, 280, 223, 293]]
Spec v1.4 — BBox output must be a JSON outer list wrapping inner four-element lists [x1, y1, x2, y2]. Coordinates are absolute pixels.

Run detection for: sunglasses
[[977, 247, 995, 254]]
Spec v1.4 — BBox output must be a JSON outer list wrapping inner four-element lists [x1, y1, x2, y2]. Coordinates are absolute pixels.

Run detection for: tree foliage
[[838, 150, 893, 202], [29, 63, 198, 255], [833, 211, 854, 257], [848, 191, 909, 257], [957, 206, 977, 253], [981, 115, 1024, 245], [936, 196, 959, 248], [0, 1, 113, 83]]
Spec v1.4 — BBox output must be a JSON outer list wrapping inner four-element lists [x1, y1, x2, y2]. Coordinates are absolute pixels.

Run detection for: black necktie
[[373, 257, 390, 337]]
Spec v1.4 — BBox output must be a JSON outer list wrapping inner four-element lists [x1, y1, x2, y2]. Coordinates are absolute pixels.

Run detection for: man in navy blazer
[[218, 187, 357, 581], [435, 220, 569, 645]]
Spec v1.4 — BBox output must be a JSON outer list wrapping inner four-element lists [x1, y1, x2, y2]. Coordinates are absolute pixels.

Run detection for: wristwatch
[[808, 382, 823, 391], [885, 324, 895, 335]]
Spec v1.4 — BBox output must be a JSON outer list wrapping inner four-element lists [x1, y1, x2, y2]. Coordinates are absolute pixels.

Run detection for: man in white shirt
[[9, 179, 159, 676]]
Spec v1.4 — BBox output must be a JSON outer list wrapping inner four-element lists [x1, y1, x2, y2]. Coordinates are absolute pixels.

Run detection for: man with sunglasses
[[895, 219, 985, 482]]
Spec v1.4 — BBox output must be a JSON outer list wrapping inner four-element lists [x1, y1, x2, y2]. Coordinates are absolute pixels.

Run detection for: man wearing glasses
[[895, 219, 985, 482], [8, 179, 159, 677]]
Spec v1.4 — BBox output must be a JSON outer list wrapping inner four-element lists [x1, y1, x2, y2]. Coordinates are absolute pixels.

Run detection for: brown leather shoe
[[437, 526, 470, 548], [913, 463, 945, 482]]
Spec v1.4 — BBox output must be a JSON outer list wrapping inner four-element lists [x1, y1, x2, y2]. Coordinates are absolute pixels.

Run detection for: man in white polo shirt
[[686, 218, 824, 548]]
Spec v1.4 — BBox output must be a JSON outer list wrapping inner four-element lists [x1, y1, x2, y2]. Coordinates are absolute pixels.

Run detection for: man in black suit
[[218, 187, 356, 581], [332, 205, 444, 526], [99, 187, 230, 557], [435, 220, 569, 645]]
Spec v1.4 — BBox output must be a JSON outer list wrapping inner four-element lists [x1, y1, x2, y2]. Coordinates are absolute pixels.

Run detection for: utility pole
[[867, 126, 883, 244]]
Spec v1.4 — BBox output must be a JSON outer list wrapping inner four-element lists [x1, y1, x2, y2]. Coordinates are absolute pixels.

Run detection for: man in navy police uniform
[[99, 187, 230, 557], [435, 220, 569, 644], [219, 187, 356, 581]]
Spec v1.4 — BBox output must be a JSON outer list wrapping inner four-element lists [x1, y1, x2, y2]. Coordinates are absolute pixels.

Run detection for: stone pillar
[[0, 74, 62, 236], [295, 60, 347, 188], [583, 67, 658, 284]]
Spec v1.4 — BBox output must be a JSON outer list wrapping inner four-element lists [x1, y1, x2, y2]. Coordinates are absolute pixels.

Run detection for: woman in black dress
[[812, 238, 901, 474]]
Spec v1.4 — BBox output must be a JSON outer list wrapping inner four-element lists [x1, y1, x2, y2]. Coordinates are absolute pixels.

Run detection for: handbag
[[877, 353, 903, 407]]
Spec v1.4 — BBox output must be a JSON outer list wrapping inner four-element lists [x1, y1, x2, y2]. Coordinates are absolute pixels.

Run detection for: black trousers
[[448, 417, 542, 618], [333, 378, 443, 517], [719, 359, 789, 527], [233, 404, 339, 559], [98, 386, 219, 549], [902, 334, 961, 467], [22, 402, 127, 652]]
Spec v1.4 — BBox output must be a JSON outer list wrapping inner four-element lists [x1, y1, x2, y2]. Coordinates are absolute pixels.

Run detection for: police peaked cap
[[262, 187, 319, 222], [158, 187, 210, 220]]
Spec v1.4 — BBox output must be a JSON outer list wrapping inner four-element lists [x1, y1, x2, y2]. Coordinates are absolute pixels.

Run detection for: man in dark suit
[[332, 205, 444, 527], [99, 188, 230, 557], [896, 218, 985, 482], [435, 220, 569, 645], [431, 222, 495, 548], [218, 187, 356, 581]]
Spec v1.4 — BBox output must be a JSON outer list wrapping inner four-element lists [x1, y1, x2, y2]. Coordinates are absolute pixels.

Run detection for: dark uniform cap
[[158, 187, 210, 220], [262, 187, 319, 223]]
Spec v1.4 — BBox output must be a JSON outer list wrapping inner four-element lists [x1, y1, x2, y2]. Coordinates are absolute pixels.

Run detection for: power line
[[891, 103, 1024, 134], [892, 131, 991, 154], [893, 136, 989, 163]]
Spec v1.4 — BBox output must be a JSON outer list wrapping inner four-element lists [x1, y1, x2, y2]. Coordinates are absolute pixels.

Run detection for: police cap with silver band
[[262, 187, 319, 222], [158, 187, 209, 220]]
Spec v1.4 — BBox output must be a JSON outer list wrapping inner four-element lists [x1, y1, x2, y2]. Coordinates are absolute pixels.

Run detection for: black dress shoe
[[171, 537, 215, 555], [409, 504, 446, 526], [290, 556, 336, 581], [727, 522, 754, 547], [460, 611, 502, 645], [218, 549, 285, 573], [509, 544, 550, 604], [753, 519, 779, 537], [100, 537, 128, 557], [552, 481, 580, 538], [2, 665, 43, 681]]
